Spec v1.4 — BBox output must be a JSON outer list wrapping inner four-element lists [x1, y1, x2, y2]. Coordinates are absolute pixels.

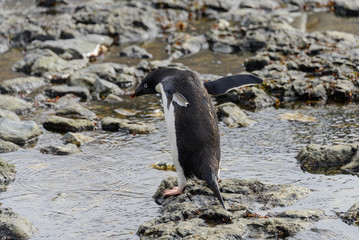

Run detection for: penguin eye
[[143, 83, 148, 88]]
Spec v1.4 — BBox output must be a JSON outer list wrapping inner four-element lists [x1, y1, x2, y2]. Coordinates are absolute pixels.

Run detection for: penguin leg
[[163, 167, 187, 196]]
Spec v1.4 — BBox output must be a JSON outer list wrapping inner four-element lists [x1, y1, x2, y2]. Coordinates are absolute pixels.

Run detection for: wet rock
[[43, 116, 94, 132], [102, 117, 155, 134], [0, 38, 9, 54], [167, 33, 208, 58], [240, 0, 279, 10], [44, 85, 90, 101], [139, 177, 315, 239], [337, 202, 359, 226], [328, 80, 357, 101], [0, 139, 20, 153], [333, 0, 359, 17], [0, 76, 47, 94], [218, 87, 276, 110], [12, 49, 57, 74], [68, 71, 99, 90], [245, 55, 270, 72], [216, 102, 256, 127], [296, 143, 359, 173], [61, 132, 93, 147], [278, 112, 317, 123], [0, 15, 47, 48], [0, 208, 34, 239], [0, 158, 16, 187], [204, 0, 240, 12], [0, 118, 41, 145], [31, 55, 88, 76], [119, 45, 153, 59], [104, 94, 123, 103], [36, 0, 68, 7], [0, 95, 32, 115], [41, 143, 81, 155], [0, 109, 20, 122], [94, 79, 125, 98], [55, 101, 96, 119], [79, 62, 127, 82], [28, 34, 112, 59]]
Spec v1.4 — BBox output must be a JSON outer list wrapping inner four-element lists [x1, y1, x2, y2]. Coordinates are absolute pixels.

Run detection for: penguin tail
[[205, 172, 226, 210]]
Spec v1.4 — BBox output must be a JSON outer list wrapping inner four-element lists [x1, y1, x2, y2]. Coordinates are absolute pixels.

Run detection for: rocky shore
[[0, 0, 358, 239]]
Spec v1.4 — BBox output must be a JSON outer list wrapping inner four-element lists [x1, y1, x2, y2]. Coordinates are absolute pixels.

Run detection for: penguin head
[[130, 68, 177, 98]]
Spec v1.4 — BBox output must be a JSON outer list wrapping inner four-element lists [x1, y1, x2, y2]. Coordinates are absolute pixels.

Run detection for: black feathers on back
[[204, 74, 263, 95]]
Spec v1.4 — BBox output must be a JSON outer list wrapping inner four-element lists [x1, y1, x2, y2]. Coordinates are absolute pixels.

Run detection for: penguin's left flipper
[[204, 74, 263, 96], [162, 80, 189, 108]]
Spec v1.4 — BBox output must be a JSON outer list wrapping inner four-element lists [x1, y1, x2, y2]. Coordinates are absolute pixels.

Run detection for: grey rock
[[0, 76, 47, 94], [0, 139, 20, 154], [328, 80, 357, 101], [167, 33, 208, 59], [41, 143, 81, 155], [220, 87, 276, 110], [55, 101, 96, 119], [245, 55, 270, 72], [43, 116, 94, 132], [119, 45, 153, 59], [204, 0, 240, 11], [0, 208, 33, 239], [28, 34, 112, 59], [31, 55, 88, 76], [68, 71, 99, 90], [102, 117, 155, 134], [0, 95, 32, 115], [337, 202, 359, 225], [0, 118, 41, 145], [104, 94, 123, 103], [44, 85, 90, 101], [333, 0, 359, 17], [79, 62, 127, 82], [0, 38, 9, 55], [36, 0, 68, 7], [240, 0, 280, 10], [207, 21, 241, 54], [43, 72, 70, 84], [61, 132, 93, 147], [216, 102, 256, 127], [0, 109, 20, 122], [296, 143, 359, 174], [12, 49, 57, 74], [94, 79, 125, 98], [0, 158, 16, 186], [139, 177, 315, 239]]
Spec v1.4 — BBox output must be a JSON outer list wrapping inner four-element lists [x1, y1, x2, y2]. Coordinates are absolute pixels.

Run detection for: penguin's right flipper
[[162, 78, 189, 108], [204, 74, 263, 96]]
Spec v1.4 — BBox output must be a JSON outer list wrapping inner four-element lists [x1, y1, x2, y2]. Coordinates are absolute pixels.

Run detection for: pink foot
[[163, 187, 183, 196]]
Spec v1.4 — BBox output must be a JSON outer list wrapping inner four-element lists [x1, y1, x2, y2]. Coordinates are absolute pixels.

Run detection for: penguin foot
[[163, 187, 183, 196]]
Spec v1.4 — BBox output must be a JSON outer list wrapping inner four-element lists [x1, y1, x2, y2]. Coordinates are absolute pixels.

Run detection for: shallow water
[[0, 4, 359, 239]]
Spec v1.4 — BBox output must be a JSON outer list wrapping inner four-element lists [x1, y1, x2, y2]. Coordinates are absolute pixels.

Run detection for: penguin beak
[[130, 91, 137, 99]]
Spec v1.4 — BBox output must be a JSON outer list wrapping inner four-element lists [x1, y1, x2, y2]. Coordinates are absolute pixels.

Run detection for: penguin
[[130, 68, 263, 209]]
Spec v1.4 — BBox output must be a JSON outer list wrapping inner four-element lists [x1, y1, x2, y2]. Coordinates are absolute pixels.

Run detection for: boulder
[[0, 158, 16, 187], [296, 143, 359, 174], [0, 139, 20, 154], [0, 208, 33, 239], [55, 101, 96, 119], [68, 71, 99, 90], [337, 202, 359, 226], [216, 102, 256, 127], [44, 85, 90, 101], [61, 132, 93, 146], [0, 109, 20, 122], [31, 55, 88, 76], [0, 38, 9, 55], [0, 95, 32, 115], [94, 78, 125, 98], [79, 62, 127, 82], [40, 143, 81, 155], [102, 117, 155, 134], [0, 118, 41, 145], [167, 33, 208, 59], [43, 116, 94, 132], [119, 45, 153, 59], [0, 76, 47, 94], [12, 49, 57, 74], [333, 0, 359, 17], [138, 177, 317, 239], [28, 34, 112, 59]]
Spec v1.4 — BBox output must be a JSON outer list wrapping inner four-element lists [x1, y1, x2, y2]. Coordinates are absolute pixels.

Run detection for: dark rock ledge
[[137, 177, 324, 239]]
